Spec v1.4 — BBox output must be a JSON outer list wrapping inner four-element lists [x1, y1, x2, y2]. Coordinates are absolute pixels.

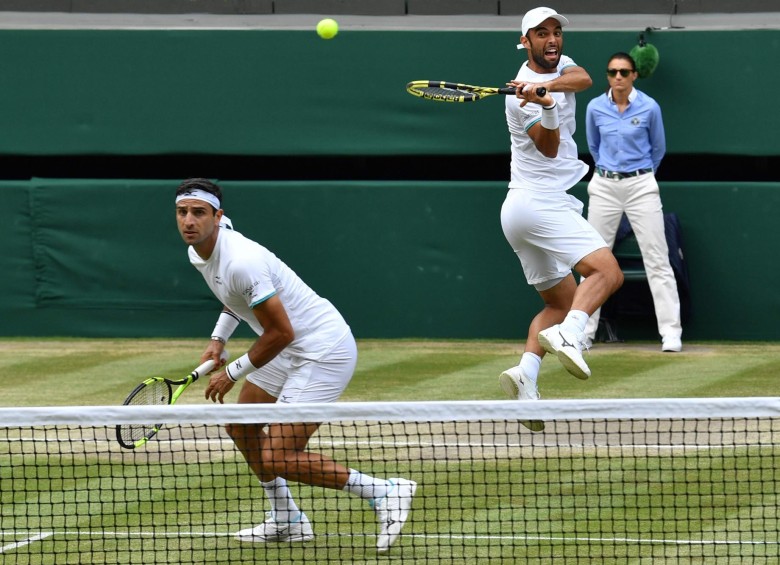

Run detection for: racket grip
[[192, 359, 216, 378], [504, 86, 547, 97], [191, 350, 230, 379]]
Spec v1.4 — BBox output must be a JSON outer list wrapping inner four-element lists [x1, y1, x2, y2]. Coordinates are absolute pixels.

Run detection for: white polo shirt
[[505, 55, 589, 193], [188, 228, 350, 362]]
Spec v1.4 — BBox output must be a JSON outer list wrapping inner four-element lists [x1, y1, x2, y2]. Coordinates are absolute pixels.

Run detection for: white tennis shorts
[[500, 188, 607, 290], [247, 331, 357, 404]]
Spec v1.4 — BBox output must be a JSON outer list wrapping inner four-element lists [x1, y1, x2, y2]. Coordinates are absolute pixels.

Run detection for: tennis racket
[[406, 80, 547, 103], [116, 351, 228, 449]]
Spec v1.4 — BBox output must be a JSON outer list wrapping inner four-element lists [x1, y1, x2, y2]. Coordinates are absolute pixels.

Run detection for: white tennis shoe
[[538, 324, 591, 380], [499, 365, 540, 400], [498, 366, 545, 432], [235, 512, 314, 543], [662, 336, 683, 352], [371, 478, 417, 552]]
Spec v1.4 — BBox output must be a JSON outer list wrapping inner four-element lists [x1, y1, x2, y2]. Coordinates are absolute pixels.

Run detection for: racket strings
[[118, 380, 172, 446], [129, 380, 172, 406]]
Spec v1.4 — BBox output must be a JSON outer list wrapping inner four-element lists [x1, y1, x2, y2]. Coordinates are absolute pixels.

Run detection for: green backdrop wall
[[1, 27, 778, 340], [0, 28, 777, 157], [1, 179, 777, 340]]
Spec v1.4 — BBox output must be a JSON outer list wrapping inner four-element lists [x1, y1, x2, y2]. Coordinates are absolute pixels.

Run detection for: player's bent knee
[[593, 250, 625, 292], [612, 267, 625, 291], [224, 423, 242, 442], [225, 422, 266, 443]]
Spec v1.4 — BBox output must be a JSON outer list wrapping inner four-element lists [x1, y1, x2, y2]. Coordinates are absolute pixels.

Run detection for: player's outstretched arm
[[549, 65, 593, 93]]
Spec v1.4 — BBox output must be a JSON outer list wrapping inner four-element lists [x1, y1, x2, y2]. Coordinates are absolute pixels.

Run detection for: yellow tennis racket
[[406, 80, 547, 103], [116, 351, 228, 449]]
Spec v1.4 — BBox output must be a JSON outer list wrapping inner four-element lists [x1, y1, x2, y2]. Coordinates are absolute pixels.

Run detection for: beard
[[529, 40, 561, 70]]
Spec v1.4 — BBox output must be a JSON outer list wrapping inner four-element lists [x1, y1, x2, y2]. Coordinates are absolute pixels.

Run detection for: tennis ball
[[316, 18, 339, 40]]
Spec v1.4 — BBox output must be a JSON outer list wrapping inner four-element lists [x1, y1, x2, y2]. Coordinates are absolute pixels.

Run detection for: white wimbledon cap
[[517, 6, 569, 49]]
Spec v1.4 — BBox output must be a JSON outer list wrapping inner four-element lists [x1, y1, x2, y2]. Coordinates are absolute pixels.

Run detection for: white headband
[[175, 188, 221, 210]]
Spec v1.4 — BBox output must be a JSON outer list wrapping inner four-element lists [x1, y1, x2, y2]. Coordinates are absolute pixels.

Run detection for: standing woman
[[584, 52, 682, 352]]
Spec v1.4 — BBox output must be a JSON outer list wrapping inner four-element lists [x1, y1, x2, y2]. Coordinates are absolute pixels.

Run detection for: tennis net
[[1, 398, 779, 564]]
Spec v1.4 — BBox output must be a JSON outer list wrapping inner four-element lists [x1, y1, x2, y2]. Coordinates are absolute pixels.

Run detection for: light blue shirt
[[585, 87, 666, 173]]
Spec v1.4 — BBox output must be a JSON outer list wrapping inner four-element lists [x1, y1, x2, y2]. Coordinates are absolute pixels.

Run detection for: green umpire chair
[[596, 213, 691, 343]]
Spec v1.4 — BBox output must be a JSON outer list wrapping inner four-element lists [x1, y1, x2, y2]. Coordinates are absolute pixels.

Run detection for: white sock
[[561, 310, 589, 334], [519, 352, 542, 382], [343, 469, 391, 502], [261, 477, 301, 523]]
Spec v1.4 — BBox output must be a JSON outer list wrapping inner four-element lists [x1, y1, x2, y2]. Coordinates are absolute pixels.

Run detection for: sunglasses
[[607, 68, 633, 78]]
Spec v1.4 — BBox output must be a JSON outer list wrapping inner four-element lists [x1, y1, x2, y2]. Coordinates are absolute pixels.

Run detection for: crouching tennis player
[[174, 178, 416, 551]]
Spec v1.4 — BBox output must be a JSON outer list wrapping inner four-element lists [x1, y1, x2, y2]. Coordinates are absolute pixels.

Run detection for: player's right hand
[[202, 340, 228, 371], [510, 80, 553, 108]]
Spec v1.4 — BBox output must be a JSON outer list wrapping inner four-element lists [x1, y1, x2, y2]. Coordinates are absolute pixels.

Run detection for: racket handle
[[191, 350, 230, 379], [192, 359, 216, 379], [501, 86, 547, 97], [524, 86, 547, 96]]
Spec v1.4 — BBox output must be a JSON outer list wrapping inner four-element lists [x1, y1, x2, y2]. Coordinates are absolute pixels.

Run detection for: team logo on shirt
[[243, 281, 260, 298], [215, 275, 223, 285], [631, 117, 641, 126]]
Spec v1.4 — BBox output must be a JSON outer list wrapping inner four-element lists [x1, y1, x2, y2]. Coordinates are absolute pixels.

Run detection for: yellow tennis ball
[[316, 18, 338, 40]]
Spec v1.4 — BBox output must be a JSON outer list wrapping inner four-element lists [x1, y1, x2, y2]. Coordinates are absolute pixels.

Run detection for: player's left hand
[[205, 370, 235, 404]]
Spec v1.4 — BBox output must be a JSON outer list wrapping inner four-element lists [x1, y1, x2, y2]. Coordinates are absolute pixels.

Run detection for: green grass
[[1, 338, 778, 406], [1, 339, 779, 564]]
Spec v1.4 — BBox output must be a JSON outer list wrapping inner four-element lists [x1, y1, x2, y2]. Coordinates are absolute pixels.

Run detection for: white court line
[[2, 531, 234, 539], [1, 530, 777, 547], [409, 534, 780, 545], [0, 532, 54, 553]]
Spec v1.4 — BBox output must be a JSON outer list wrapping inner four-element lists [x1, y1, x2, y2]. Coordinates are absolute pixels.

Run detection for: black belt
[[596, 167, 653, 180]]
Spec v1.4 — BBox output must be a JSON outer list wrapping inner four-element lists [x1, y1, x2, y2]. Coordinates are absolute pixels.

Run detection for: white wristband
[[226, 353, 257, 382], [540, 103, 559, 130], [211, 311, 240, 343]]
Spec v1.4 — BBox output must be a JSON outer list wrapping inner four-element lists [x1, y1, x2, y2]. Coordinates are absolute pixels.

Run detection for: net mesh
[[1, 399, 779, 564]]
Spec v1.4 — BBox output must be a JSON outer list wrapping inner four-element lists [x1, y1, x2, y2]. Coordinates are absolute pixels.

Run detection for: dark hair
[[603, 52, 637, 93], [175, 178, 222, 211], [608, 51, 637, 71]]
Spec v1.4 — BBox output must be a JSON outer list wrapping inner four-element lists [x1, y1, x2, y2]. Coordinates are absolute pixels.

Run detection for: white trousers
[[584, 172, 682, 341]]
